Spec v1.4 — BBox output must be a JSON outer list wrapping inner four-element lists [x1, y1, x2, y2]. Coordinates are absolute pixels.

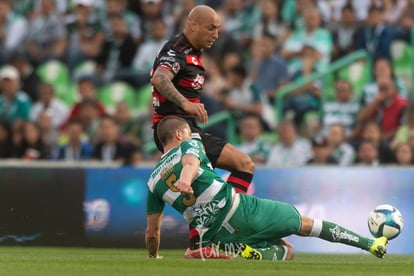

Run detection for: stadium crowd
[[0, 0, 414, 166]]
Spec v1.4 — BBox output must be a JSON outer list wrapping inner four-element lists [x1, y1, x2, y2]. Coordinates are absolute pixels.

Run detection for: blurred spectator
[[0, 0, 28, 64], [266, 120, 312, 167], [77, 99, 102, 145], [360, 120, 395, 164], [392, 2, 414, 42], [330, 4, 359, 60], [394, 142, 414, 165], [0, 119, 13, 158], [139, 0, 175, 41], [9, 52, 42, 102], [54, 119, 93, 161], [391, 104, 414, 149], [95, 13, 137, 84], [281, 0, 329, 30], [101, 0, 142, 44], [172, 0, 196, 34], [356, 5, 392, 60], [282, 42, 321, 129], [218, 0, 261, 51], [25, 0, 67, 66], [318, 79, 360, 141], [11, 0, 36, 18], [0, 65, 32, 124], [204, 10, 242, 68], [67, 75, 106, 122], [281, 6, 333, 73], [30, 83, 69, 129], [236, 114, 272, 165], [125, 17, 168, 88], [358, 78, 408, 141], [36, 111, 60, 150], [383, 0, 408, 24], [64, 0, 104, 70], [330, 0, 373, 22], [55, 120, 93, 162], [13, 121, 50, 160], [355, 139, 380, 166], [114, 101, 143, 147], [306, 136, 338, 165], [253, 0, 289, 50], [361, 57, 408, 107], [249, 32, 289, 106], [325, 123, 355, 166], [92, 115, 136, 164], [220, 64, 274, 129]]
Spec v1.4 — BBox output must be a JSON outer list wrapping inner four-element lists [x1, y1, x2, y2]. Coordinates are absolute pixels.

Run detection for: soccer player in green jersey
[[145, 116, 388, 260]]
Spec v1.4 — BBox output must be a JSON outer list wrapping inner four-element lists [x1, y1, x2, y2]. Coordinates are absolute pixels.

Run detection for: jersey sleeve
[[155, 47, 185, 76], [146, 189, 165, 214], [180, 140, 206, 160]]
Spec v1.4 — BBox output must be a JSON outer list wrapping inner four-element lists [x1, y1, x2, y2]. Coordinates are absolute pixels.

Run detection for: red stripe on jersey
[[156, 64, 173, 73], [152, 91, 165, 102], [186, 55, 203, 67]]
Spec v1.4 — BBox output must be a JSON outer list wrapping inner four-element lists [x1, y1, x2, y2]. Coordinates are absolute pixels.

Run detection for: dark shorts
[[153, 117, 228, 167]]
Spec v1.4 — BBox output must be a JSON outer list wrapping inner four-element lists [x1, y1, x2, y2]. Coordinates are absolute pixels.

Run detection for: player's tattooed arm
[[151, 67, 188, 108], [145, 213, 163, 259]]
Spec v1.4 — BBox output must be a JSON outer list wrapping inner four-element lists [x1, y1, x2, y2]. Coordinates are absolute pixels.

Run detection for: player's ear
[[175, 129, 183, 141]]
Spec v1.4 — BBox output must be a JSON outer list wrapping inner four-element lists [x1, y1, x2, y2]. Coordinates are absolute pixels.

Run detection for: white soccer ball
[[368, 204, 404, 240]]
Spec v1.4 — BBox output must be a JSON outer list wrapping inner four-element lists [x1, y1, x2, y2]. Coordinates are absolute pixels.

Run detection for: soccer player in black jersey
[[149, 5, 255, 257]]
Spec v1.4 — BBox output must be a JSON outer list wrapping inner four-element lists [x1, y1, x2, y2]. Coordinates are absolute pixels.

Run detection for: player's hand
[[181, 102, 208, 124], [175, 180, 194, 195]]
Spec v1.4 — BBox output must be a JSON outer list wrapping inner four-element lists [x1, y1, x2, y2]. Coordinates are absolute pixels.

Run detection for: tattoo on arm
[[153, 71, 188, 107]]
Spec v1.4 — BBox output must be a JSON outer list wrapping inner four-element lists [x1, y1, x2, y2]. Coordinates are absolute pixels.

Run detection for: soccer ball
[[368, 204, 404, 240]]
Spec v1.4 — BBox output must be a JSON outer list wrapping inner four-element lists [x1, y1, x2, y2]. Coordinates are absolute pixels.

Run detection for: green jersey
[[146, 139, 233, 243]]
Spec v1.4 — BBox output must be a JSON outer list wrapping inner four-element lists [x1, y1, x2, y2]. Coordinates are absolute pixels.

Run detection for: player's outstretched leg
[[303, 218, 388, 258]]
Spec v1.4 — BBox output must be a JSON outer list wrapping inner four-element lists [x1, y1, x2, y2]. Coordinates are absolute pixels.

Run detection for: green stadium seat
[[36, 60, 73, 104], [391, 40, 413, 91], [99, 81, 137, 115], [135, 84, 152, 116], [337, 60, 370, 100]]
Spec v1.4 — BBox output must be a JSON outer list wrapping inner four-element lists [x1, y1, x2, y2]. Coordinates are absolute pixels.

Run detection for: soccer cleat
[[369, 236, 388, 258], [184, 246, 233, 259], [238, 244, 262, 260]]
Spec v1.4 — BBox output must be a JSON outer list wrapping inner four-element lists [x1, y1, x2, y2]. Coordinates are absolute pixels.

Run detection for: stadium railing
[[274, 49, 372, 122]]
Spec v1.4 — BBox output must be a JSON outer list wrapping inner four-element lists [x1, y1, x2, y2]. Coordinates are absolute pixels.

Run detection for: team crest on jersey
[[192, 74, 205, 89], [186, 55, 202, 66], [172, 62, 180, 74]]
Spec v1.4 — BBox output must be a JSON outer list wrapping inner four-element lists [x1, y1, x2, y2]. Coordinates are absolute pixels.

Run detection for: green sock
[[317, 220, 372, 251], [256, 245, 288, 261]]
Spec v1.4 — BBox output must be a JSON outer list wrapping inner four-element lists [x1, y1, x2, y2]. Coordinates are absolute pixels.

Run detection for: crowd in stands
[[0, 0, 414, 167]]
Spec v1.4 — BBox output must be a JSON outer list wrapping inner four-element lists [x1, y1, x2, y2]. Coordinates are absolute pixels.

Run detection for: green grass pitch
[[0, 247, 413, 276]]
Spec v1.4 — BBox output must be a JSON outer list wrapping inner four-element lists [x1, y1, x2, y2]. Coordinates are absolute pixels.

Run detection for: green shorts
[[212, 193, 302, 248]]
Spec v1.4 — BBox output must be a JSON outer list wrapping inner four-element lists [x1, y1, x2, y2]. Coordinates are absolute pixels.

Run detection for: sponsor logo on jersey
[[160, 56, 176, 62], [184, 48, 193, 54], [186, 55, 203, 66], [167, 49, 176, 56]]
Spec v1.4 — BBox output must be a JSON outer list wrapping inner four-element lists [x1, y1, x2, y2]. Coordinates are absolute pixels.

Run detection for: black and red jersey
[[151, 33, 205, 124]]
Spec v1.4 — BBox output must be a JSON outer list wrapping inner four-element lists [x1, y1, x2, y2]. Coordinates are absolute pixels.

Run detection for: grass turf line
[[0, 247, 413, 276]]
